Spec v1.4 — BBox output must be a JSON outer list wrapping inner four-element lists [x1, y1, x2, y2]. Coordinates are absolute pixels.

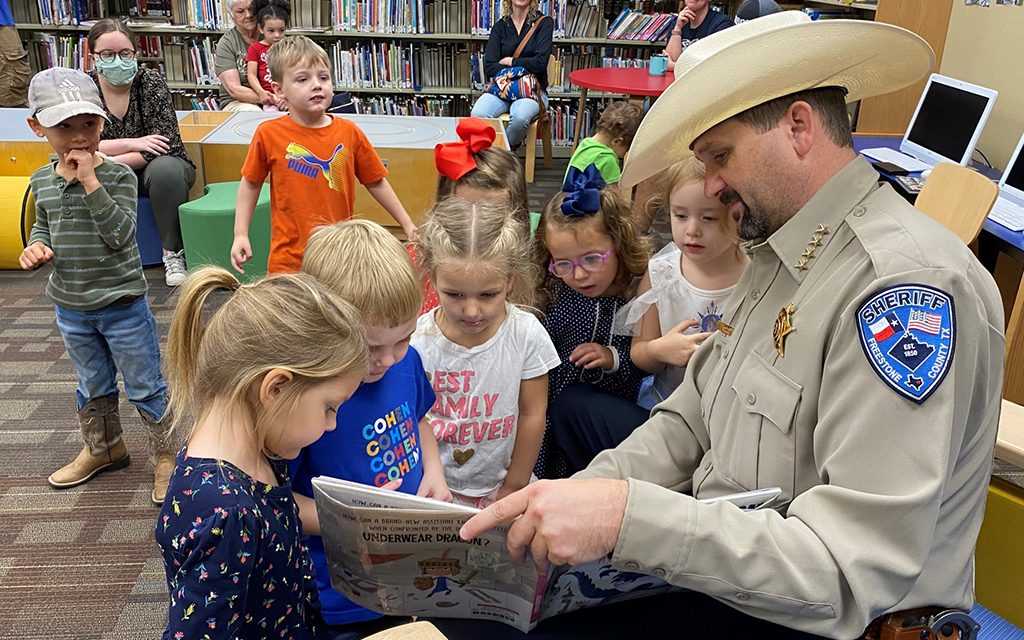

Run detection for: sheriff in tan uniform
[[576, 156, 1004, 637], [453, 13, 1003, 640]]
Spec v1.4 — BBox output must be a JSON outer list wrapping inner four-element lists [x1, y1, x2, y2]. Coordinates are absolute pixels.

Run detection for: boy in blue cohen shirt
[[291, 219, 450, 640], [21, 67, 174, 505]]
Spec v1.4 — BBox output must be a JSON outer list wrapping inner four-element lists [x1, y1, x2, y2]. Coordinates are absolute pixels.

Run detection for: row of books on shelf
[[545, 44, 652, 92], [330, 40, 419, 90], [606, 7, 678, 41], [350, 94, 472, 117], [20, 0, 642, 40], [169, 91, 222, 109]]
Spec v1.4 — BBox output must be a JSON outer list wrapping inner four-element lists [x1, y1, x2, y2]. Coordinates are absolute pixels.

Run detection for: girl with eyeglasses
[[410, 197, 560, 508], [533, 164, 650, 478], [86, 19, 196, 288]]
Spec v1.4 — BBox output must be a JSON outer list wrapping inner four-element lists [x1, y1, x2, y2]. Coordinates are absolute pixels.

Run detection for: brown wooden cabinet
[[853, 0, 955, 134]]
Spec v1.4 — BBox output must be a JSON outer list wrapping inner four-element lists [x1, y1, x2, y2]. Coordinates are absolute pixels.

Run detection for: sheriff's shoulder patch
[[856, 284, 955, 404]]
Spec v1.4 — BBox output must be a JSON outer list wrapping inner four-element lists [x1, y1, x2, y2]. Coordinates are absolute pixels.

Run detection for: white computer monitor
[[999, 132, 1024, 205], [899, 74, 998, 168]]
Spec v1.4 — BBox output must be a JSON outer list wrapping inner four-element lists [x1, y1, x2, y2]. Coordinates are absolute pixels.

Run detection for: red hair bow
[[434, 117, 496, 181]]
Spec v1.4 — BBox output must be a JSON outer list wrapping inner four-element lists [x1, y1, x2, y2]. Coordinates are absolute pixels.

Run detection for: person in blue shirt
[[0, 0, 29, 107], [291, 220, 451, 640], [664, 0, 733, 72]]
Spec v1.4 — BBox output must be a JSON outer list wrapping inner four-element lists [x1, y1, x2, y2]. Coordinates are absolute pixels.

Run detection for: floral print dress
[[156, 449, 322, 640]]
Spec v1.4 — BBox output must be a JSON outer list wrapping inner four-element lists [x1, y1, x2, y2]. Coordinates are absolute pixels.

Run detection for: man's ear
[[258, 368, 294, 409], [785, 100, 815, 158]]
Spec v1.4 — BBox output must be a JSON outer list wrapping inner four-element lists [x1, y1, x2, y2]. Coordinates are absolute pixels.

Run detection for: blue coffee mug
[[649, 55, 668, 76]]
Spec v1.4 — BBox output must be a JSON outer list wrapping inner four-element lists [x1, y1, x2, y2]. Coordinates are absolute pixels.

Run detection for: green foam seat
[[179, 182, 271, 282]]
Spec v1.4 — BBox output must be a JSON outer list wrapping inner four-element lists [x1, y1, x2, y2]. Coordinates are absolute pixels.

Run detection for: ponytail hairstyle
[[435, 117, 529, 232], [416, 197, 537, 308], [252, 0, 291, 29], [536, 172, 648, 309], [165, 268, 368, 455]]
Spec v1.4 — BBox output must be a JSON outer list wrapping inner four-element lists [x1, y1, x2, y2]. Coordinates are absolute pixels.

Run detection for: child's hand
[[131, 134, 170, 156], [655, 319, 713, 367], [570, 342, 614, 371], [19, 242, 54, 270], [402, 222, 419, 243], [230, 235, 252, 274], [417, 472, 452, 503], [64, 149, 99, 189]]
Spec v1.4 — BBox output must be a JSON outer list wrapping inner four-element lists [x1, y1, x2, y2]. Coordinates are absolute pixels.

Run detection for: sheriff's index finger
[[459, 488, 530, 541]]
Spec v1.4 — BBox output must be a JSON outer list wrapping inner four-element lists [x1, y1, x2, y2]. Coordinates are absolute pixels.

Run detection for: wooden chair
[[498, 55, 556, 183], [913, 162, 999, 244]]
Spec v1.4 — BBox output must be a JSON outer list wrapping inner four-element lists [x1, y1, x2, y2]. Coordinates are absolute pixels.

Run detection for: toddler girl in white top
[[411, 197, 560, 507], [618, 157, 749, 409]]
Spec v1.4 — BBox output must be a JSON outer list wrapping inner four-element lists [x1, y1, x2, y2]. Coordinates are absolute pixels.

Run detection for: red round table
[[568, 67, 675, 149]]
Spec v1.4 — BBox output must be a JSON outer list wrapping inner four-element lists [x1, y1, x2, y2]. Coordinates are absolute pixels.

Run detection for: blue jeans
[[54, 295, 168, 445], [471, 91, 549, 148]]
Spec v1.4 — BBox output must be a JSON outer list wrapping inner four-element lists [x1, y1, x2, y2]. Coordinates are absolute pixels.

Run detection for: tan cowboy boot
[[139, 409, 176, 505], [151, 451, 175, 505], [48, 395, 131, 488]]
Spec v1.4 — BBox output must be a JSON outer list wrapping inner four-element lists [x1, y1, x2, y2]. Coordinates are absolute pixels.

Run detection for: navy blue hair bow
[[560, 164, 606, 217]]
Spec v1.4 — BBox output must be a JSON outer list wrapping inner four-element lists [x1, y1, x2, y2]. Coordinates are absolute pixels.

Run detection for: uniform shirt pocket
[[718, 352, 802, 491]]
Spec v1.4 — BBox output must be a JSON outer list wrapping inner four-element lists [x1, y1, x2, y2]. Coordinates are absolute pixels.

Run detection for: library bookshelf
[[14, 0, 731, 150]]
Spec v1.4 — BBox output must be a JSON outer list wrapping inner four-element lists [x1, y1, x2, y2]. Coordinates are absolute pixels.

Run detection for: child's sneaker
[[162, 250, 187, 287]]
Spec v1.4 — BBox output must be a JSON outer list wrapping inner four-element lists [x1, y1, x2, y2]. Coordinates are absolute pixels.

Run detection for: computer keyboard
[[861, 147, 933, 173], [988, 197, 1024, 232]]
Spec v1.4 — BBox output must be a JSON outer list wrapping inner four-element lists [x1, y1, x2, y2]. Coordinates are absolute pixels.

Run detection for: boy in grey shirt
[[21, 67, 173, 505]]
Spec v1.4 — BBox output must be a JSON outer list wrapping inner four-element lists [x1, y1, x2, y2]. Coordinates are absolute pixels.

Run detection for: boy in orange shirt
[[231, 35, 416, 274]]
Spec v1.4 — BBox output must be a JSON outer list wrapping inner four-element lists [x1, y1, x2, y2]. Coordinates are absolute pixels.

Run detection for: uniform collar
[[767, 155, 879, 282]]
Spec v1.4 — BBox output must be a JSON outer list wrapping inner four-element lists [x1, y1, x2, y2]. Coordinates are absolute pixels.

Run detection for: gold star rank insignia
[[773, 304, 795, 357]]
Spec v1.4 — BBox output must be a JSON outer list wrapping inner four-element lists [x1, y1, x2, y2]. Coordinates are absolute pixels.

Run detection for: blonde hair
[[537, 188, 649, 307], [436, 147, 529, 229], [267, 34, 329, 83], [416, 197, 537, 307], [501, 0, 540, 17], [647, 157, 736, 235], [303, 219, 421, 327], [165, 268, 368, 455]]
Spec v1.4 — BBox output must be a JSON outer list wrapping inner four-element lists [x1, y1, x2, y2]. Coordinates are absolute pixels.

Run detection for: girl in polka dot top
[[533, 164, 650, 478]]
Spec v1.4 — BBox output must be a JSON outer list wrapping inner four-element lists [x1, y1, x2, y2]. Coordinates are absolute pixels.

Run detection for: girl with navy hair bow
[[533, 164, 651, 478]]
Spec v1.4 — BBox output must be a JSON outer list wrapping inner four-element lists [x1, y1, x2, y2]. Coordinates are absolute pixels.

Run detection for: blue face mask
[[95, 57, 138, 86]]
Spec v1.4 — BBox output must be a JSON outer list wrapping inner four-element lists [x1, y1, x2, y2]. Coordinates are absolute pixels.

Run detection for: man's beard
[[721, 188, 770, 241]]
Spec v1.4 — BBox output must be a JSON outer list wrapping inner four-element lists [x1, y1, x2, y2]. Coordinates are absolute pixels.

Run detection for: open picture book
[[311, 477, 780, 632], [312, 477, 677, 631]]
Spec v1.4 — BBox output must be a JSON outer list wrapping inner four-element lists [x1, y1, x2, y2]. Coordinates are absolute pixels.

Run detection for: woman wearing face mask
[[87, 19, 197, 287]]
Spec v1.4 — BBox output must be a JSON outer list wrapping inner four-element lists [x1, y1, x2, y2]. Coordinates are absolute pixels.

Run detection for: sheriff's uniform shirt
[[577, 158, 1004, 638]]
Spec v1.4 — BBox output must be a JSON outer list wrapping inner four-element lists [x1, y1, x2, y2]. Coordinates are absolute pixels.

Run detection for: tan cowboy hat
[[620, 11, 935, 188]]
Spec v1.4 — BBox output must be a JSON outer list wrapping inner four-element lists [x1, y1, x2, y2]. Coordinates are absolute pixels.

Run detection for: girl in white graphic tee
[[411, 197, 560, 507], [617, 156, 749, 409]]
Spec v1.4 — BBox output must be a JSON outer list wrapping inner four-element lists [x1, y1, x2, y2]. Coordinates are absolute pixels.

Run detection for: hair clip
[[434, 117, 496, 182], [560, 164, 607, 217]]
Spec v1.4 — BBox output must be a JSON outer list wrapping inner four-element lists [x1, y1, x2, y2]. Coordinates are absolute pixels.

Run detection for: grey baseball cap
[[28, 67, 109, 127], [735, 0, 783, 22]]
